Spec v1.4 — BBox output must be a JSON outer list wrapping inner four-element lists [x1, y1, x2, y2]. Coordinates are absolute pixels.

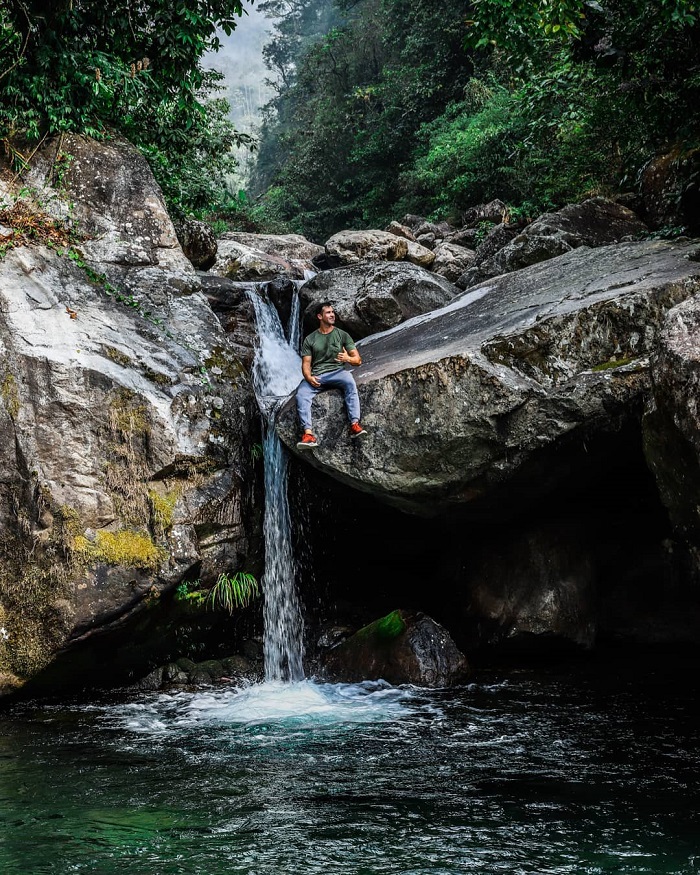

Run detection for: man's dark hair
[[315, 301, 333, 317]]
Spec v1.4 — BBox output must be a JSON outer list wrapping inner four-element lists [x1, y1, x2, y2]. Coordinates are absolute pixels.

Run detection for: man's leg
[[322, 369, 361, 424], [296, 380, 319, 432]]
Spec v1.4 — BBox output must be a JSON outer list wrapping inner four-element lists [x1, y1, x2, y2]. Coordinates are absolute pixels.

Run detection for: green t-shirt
[[301, 327, 357, 375]]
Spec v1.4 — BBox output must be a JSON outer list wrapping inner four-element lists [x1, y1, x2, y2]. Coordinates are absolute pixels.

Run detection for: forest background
[[1, 0, 698, 242]]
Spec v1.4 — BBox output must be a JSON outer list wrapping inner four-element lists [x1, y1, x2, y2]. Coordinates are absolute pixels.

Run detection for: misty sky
[[207, 3, 275, 135]]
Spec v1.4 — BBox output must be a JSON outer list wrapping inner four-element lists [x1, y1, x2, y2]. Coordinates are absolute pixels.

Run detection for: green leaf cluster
[[206, 571, 259, 613], [0, 0, 252, 217]]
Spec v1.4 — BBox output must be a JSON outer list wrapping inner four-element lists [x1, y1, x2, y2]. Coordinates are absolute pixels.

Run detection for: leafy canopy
[[0, 0, 253, 216]]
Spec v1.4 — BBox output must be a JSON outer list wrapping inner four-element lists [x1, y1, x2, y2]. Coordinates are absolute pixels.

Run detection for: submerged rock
[[278, 239, 700, 515], [321, 609, 469, 686]]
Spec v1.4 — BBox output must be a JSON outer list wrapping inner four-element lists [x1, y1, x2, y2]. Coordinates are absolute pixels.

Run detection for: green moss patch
[[1, 373, 20, 419], [73, 529, 166, 571], [591, 356, 639, 372], [148, 487, 181, 534], [355, 610, 407, 642]]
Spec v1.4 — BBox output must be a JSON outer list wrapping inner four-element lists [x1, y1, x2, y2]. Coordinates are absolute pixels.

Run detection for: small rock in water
[[321, 609, 469, 687]]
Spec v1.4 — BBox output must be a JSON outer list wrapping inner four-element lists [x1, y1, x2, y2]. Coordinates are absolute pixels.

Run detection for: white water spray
[[248, 287, 305, 681]]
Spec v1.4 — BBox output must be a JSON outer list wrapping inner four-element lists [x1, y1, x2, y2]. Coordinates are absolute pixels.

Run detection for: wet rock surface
[[321, 609, 469, 686]]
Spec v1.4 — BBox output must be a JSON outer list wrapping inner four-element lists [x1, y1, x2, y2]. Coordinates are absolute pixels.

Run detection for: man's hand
[[301, 354, 320, 386], [336, 347, 362, 366]]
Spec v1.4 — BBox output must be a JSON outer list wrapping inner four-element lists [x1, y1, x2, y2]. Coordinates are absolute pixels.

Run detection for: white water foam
[[101, 681, 427, 735]]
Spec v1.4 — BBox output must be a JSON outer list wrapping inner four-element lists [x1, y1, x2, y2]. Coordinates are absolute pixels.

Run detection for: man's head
[[315, 301, 335, 328]]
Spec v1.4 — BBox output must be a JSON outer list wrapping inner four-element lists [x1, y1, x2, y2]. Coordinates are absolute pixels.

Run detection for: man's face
[[318, 306, 335, 327]]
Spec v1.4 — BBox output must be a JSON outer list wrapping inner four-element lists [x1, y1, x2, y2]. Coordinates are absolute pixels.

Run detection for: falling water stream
[[247, 285, 305, 681]]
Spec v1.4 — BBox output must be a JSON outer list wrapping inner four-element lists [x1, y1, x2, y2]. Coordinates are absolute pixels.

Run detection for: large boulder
[[321, 609, 469, 686], [24, 133, 198, 303], [175, 218, 217, 270], [325, 229, 409, 265], [212, 232, 322, 281], [458, 198, 648, 289], [639, 147, 700, 233], [431, 241, 477, 284], [325, 228, 438, 267], [0, 151, 258, 697], [461, 198, 508, 228], [644, 282, 700, 560], [299, 261, 459, 339], [278, 239, 700, 515]]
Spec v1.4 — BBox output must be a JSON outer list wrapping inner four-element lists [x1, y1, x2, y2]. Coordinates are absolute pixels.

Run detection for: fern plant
[[206, 571, 259, 614]]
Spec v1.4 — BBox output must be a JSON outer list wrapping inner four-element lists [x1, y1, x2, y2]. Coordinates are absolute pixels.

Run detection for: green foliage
[[251, 0, 700, 239], [175, 580, 206, 605], [250, 0, 473, 240], [0, 0, 253, 218], [206, 571, 259, 614]]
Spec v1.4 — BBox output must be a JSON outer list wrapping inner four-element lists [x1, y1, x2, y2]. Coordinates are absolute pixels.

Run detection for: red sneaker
[[349, 422, 367, 439], [297, 432, 318, 448]]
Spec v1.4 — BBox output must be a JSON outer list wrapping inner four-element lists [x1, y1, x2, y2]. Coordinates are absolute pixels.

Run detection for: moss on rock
[[73, 529, 166, 571]]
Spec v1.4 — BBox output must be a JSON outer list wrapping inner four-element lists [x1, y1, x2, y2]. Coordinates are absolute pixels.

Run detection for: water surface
[[1, 659, 699, 874]]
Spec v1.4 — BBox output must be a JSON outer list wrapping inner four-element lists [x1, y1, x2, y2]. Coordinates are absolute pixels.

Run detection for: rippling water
[[1, 659, 699, 874]]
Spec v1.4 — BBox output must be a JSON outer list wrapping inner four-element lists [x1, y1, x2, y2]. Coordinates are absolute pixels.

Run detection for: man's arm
[[302, 355, 321, 387], [336, 347, 362, 366]]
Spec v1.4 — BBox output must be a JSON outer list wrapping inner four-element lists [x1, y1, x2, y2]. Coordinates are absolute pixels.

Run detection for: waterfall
[[248, 287, 305, 682]]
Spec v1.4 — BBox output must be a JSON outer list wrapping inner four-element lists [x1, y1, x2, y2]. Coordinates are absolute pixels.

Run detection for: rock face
[[175, 218, 218, 270], [198, 275, 258, 370], [25, 134, 198, 302], [459, 198, 647, 289], [463, 525, 597, 650], [644, 283, 700, 559], [299, 261, 458, 339], [212, 232, 322, 281], [0, 142, 258, 696], [321, 609, 469, 686], [278, 239, 700, 515]]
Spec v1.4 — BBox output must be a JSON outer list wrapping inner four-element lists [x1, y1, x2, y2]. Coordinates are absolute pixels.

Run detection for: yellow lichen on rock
[[1, 373, 20, 419], [148, 487, 181, 534], [73, 529, 166, 570]]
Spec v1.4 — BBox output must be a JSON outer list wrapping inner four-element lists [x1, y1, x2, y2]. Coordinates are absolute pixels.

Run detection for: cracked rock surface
[[278, 239, 700, 514], [0, 140, 258, 695]]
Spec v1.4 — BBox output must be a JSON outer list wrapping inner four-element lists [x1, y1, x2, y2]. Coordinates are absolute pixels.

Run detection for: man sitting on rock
[[296, 301, 367, 448]]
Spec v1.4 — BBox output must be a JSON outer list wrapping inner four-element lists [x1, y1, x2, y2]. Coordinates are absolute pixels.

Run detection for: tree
[[0, 0, 254, 216]]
